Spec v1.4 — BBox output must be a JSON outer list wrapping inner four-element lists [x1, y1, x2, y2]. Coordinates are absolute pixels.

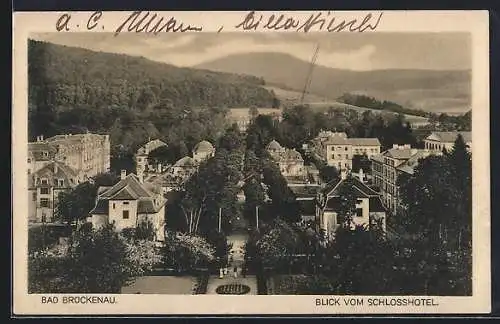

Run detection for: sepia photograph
[[12, 10, 490, 315]]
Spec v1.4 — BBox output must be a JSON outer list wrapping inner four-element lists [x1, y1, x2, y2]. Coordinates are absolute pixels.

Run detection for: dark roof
[[91, 174, 166, 214], [99, 174, 152, 200], [298, 199, 316, 215], [289, 185, 320, 198], [323, 176, 379, 198], [369, 197, 386, 212]]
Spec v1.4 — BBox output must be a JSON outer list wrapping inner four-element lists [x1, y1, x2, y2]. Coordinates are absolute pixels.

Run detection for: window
[[356, 199, 363, 204], [57, 179, 64, 187], [41, 178, 48, 185], [123, 201, 129, 205], [28, 169, 31, 175], [40, 198, 49, 208], [331, 154, 335, 159], [43, 151, 48, 157], [345, 147, 348, 151], [123, 210, 130, 219], [40, 187, 49, 195], [113, 203, 116, 209], [27, 158, 31, 163], [32, 192, 36, 201], [337, 154, 342, 159], [356, 208, 363, 217], [345, 163, 348, 168], [345, 154, 348, 159]]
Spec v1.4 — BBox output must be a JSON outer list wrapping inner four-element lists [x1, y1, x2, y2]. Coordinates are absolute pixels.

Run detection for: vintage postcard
[[12, 10, 490, 315]]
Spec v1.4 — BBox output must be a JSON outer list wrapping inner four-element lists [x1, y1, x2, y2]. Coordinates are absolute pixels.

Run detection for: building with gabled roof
[[90, 170, 166, 241], [316, 174, 386, 240], [28, 161, 80, 223]]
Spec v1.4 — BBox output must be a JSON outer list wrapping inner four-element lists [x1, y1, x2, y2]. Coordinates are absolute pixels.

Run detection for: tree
[[162, 231, 216, 271], [335, 176, 359, 229], [148, 146, 174, 166], [397, 136, 473, 295], [249, 106, 259, 121], [218, 124, 244, 152], [318, 165, 339, 183]]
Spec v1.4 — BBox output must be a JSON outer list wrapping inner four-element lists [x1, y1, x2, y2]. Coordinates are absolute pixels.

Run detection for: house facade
[[90, 170, 166, 242], [371, 145, 434, 214], [424, 131, 472, 153], [28, 133, 110, 181], [134, 138, 168, 175], [315, 174, 386, 240], [266, 140, 306, 178], [28, 161, 79, 223], [311, 132, 381, 172]]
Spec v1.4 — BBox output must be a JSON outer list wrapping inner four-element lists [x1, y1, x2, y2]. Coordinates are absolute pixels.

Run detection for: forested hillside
[[28, 40, 279, 158]]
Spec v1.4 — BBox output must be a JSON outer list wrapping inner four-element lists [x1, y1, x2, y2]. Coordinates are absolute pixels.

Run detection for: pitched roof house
[[316, 175, 386, 240], [90, 170, 167, 241]]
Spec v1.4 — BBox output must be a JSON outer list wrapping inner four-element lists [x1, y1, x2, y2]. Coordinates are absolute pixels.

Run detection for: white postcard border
[[12, 10, 491, 315]]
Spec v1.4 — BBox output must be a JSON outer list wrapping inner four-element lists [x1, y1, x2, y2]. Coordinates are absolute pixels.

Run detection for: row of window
[[331, 154, 350, 160], [353, 148, 378, 154]]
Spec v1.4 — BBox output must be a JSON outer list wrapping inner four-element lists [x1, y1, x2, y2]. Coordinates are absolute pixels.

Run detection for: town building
[[90, 170, 167, 242], [424, 131, 472, 153], [266, 140, 306, 178], [371, 145, 434, 214], [289, 184, 321, 223], [28, 133, 110, 180], [315, 173, 386, 240], [192, 140, 215, 163], [310, 131, 381, 172], [227, 108, 282, 132], [135, 138, 168, 175], [170, 156, 197, 180], [27, 132, 111, 224], [28, 161, 79, 223]]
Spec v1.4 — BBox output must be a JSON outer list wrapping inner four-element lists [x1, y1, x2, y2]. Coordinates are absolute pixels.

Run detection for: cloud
[[30, 32, 470, 71]]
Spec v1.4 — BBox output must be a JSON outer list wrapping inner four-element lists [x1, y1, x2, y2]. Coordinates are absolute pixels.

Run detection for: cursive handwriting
[[114, 11, 203, 36], [235, 11, 384, 33]]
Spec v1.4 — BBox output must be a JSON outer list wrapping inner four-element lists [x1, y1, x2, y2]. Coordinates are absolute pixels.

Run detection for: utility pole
[[255, 205, 259, 230], [218, 207, 222, 233]]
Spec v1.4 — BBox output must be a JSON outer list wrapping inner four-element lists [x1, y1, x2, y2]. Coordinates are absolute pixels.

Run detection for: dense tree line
[[28, 40, 279, 170], [338, 93, 429, 117]]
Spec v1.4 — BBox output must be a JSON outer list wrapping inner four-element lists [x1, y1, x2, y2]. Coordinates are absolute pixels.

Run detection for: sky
[[31, 32, 471, 71]]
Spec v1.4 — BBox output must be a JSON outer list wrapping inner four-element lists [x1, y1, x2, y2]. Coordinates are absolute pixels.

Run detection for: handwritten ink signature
[[114, 11, 203, 36], [235, 11, 384, 33]]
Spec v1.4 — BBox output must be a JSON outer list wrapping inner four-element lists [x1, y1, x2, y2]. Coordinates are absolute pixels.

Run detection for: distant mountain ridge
[[195, 52, 471, 114]]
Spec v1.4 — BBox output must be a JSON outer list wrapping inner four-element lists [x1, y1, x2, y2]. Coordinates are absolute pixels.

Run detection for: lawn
[[121, 275, 196, 294]]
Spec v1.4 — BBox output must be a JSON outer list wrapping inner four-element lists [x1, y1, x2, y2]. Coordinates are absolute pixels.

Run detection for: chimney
[[392, 144, 398, 149], [403, 144, 411, 149], [121, 170, 127, 180], [157, 163, 162, 173], [37, 135, 44, 142], [359, 168, 364, 182]]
